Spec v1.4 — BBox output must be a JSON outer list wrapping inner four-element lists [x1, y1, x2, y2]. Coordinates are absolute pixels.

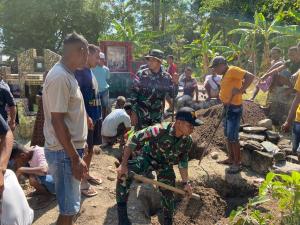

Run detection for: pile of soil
[[173, 186, 226, 225], [189, 101, 266, 159]]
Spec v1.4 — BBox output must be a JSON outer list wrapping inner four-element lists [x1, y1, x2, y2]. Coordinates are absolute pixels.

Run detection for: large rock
[[243, 140, 264, 151], [282, 147, 293, 156], [266, 131, 280, 143], [277, 139, 292, 150], [273, 152, 286, 163], [273, 161, 300, 174], [242, 148, 274, 174], [127, 182, 160, 224], [257, 119, 273, 130], [239, 132, 266, 142], [261, 141, 280, 154], [286, 155, 299, 164], [243, 126, 267, 134]]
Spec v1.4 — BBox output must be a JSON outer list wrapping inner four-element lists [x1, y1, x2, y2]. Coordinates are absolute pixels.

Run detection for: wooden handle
[[131, 172, 201, 200]]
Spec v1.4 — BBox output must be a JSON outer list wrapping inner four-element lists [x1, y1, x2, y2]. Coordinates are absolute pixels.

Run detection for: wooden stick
[[130, 171, 200, 200]]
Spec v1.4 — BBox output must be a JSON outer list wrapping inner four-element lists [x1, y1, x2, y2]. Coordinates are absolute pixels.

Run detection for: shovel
[[128, 171, 201, 200]]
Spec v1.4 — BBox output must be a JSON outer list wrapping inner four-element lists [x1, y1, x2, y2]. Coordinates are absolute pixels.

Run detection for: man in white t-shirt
[[0, 114, 34, 225], [204, 70, 222, 99], [101, 103, 133, 148]]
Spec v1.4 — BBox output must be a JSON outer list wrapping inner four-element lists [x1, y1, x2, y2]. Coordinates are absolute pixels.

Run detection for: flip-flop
[[217, 159, 233, 165], [87, 176, 103, 185], [81, 186, 98, 197]]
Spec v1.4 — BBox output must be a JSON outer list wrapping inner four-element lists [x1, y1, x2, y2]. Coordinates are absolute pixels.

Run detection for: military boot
[[117, 203, 132, 225]]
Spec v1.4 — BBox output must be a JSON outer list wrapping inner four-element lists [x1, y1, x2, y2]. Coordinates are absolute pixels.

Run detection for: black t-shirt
[[0, 86, 16, 121], [0, 114, 9, 135]]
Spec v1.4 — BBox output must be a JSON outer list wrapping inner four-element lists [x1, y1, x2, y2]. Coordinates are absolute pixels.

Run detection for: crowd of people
[[0, 31, 299, 225]]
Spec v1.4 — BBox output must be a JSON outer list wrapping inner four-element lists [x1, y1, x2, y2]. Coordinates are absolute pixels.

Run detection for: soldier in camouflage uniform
[[131, 49, 178, 129], [116, 107, 203, 225]]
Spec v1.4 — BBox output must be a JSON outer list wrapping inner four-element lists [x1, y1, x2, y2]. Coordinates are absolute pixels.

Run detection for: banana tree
[[184, 24, 222, 74], [229, 12, 285, 74], [214, 33, 252, 66]]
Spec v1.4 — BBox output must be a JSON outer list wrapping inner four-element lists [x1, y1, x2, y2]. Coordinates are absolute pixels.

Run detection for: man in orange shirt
[[282, 69, 300, 162], [210, 56, 255, 174]]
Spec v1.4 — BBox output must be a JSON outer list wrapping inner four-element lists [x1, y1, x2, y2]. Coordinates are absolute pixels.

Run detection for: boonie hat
[[145, 49, 164, 62]]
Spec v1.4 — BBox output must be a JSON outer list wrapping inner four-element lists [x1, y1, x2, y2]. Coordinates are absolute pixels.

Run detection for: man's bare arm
[[241, 72, 255, 93], [179, 168, 189, 182], [261, 64, 285, 80], [0, 130, 13, 172], [8, 106, 16, 130], [51, 112, 79, 159]]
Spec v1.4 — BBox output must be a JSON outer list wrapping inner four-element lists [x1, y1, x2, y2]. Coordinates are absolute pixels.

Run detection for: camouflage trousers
[[116, 156, 176, 218], [132, 104, 163, 129]]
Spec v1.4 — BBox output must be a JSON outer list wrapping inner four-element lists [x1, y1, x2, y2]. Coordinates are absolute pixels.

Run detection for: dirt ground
[[27, 101, 267, 225], [31, 146, 121, 225], [28, 145, 263, 225]]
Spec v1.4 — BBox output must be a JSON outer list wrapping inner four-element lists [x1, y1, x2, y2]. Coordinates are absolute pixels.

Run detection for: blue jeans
[[45, 149, 83, 216], [99, 89, 109, 108], [223, 105, 243, 142], [37, 175, 56, 194], [292, 122, 300, 154]]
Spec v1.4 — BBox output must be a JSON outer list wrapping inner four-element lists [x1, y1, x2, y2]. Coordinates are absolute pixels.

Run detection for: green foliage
[[230, 171, 300, 225], [0, 0, 299, 76], [0, 0, 112, 56]]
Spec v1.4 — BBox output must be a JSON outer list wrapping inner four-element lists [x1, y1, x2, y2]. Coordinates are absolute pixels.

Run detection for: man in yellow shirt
[[282, 69, 300, 162], [210, 56, 255, 174]]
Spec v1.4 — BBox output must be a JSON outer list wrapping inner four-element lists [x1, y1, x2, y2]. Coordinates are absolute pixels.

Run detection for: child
[[10, 142, 55, 195]]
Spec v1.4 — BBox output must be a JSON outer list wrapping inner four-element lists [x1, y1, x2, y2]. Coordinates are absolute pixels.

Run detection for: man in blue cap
[[116, 107, 203, 225]]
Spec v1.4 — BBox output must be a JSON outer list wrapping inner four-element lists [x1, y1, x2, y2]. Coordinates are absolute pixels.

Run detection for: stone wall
[[44, 49, 61, 72], [0, 66, 11, 80], [18, 49, 36, 74], [268, 87, 295, 125]]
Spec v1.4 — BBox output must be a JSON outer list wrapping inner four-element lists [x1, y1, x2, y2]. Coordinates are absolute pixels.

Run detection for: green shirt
[[127, 122, 192, 169]]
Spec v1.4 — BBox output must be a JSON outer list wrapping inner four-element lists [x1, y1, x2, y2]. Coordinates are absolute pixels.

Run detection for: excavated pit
[[189, 101, 267, 160], [169, 101, 264, 225], [171, 175, 256, 225]]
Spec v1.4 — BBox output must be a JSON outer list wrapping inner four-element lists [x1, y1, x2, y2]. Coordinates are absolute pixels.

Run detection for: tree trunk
[[161, 0, 166, 32], [153, 0, 160, 31], [252, 33, 257, 75], [203, 53, 209, 74], [261, 37, 271, 72]]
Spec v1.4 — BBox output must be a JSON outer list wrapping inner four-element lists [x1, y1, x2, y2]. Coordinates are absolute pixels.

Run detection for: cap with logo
[[145, 49, 164, 62], [176, 107, 203, 126], [209, 56, 227, 68]]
